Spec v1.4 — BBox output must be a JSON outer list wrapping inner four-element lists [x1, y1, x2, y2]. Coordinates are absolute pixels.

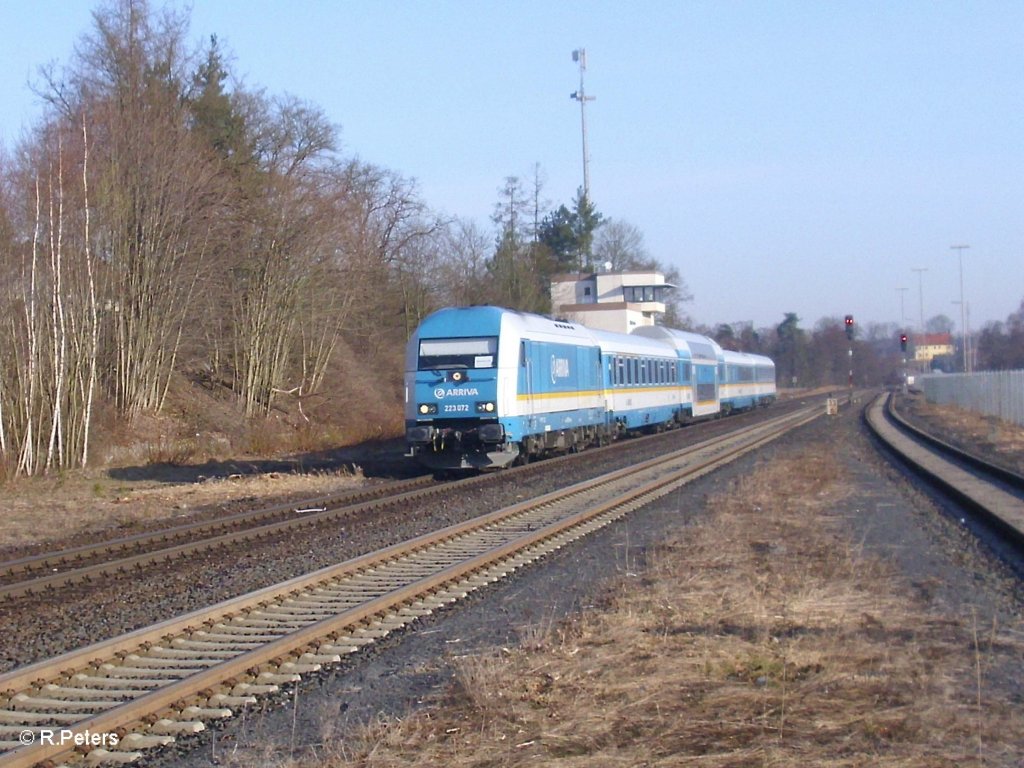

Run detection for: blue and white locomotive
[[404, 306, 775, 470]]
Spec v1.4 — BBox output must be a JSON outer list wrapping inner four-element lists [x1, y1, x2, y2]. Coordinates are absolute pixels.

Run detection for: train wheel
[[515, 444, 531, 466]]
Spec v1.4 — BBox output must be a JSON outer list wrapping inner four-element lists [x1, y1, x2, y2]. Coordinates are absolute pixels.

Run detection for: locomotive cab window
[[419, 337, 498, 370]]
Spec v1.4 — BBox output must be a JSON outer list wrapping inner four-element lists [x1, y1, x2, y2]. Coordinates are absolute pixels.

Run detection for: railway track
[[0, 476, 437, 601], [0, 398, 813, 604], [865, 392, 1024, 546], [0, 403, 820, 767]]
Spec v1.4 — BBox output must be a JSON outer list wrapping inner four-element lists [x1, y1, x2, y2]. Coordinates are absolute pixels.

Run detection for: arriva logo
[[551, 356, 570, 384], [433, 387, 480, 399]]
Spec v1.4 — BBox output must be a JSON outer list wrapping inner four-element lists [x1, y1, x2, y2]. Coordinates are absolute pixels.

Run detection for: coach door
[[519, 340, 535, 419], [693, 363, 718, 417]]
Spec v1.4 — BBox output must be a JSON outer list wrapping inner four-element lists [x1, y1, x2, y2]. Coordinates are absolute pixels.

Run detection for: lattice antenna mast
[[570, 48, 595, 200]]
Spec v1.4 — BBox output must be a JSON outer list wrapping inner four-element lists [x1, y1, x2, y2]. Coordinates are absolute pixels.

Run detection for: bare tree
[[0, 120, 100, 475], [35, 0, 227, 420], [593, 218, 649, 269], [228, 94, 340, 416]]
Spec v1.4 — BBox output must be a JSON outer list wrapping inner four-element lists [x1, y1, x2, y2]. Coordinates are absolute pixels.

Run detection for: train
[[404, 306, 776, 470]]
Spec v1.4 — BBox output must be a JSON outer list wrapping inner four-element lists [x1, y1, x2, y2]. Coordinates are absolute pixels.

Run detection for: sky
[[1, 0, 1021, 335]]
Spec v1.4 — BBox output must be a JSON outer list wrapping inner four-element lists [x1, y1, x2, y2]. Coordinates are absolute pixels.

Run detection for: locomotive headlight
[[418, 403, 438, 415], [475, 401, 496, 413]]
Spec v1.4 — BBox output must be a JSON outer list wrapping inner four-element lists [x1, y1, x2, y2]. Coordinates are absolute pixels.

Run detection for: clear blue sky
[[1, 1, 1021, 334]]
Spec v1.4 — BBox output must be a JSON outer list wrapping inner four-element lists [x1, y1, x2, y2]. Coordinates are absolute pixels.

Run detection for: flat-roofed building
[[550, 270, 673, 333]]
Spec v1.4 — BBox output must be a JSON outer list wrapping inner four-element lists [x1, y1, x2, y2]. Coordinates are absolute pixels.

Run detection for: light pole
[[951, 244, 969, 373], [570, 49, 595, 201], [897, 286, 909, 390], [911, 267, 927, 334]]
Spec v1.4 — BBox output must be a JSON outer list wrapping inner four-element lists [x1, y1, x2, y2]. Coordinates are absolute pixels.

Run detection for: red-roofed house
[[913, 332, 955, 362]]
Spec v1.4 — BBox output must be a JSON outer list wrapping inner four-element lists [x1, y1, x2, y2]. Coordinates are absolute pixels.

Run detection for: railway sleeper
[[310, 585, 403, 597], [255, 605, 339, 617], [11, 692, 121, 711], [120, 731, 176, 749], [124, 654, 223, 667], [230, 682, 279, 696], [395, 605, 434, 618], [148, 718, 207, 736], [147, 647, 238, 660], [207, 693, 258, 708], [209, 622, 288, 636], [367, 565, 451, 576], [0, 724, 48, 736], [242, 615, 318, 628], [172, 638, 264, 650], [40, 684, 147, 700], [326, 634, 377, 647], [256, 672, 300, 685], [373, 615, 420, 631], [98, 664, 188, 678], [198, 629, 285, 642], [84, 747, 144, 765], [0, 708, 83, 724], [299, 652, 342, 665], [71, 674, 164, 689], [181, 704, 232, 719], [317, 644, 362, 656], [283, 597, 369, 608], [349, 627, 392, 639]]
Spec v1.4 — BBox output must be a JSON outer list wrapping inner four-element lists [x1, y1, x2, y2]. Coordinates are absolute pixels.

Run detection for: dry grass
[[905, 397, 1024, 475], [907, 397, 1024, 471], [0, 467, 364, 552], [269, 453, 1024, 768]]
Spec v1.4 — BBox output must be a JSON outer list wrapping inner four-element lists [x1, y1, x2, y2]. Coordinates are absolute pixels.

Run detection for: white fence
[[920, 370, 1024, 426]]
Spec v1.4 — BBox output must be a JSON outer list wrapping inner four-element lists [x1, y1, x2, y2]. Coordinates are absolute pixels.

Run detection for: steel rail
[[0, 401, 806, 603], [0, 405, 819, 767], [0, 407, 812, 693], [0, 479, 449, 601], [886, 394, 1024, 490], [865, 393, 1024, 544], [0, 476, 435, 583]]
